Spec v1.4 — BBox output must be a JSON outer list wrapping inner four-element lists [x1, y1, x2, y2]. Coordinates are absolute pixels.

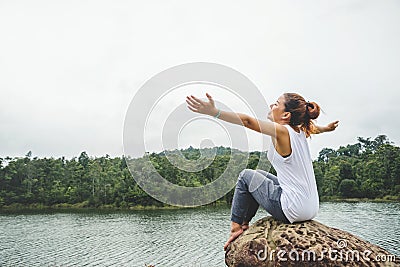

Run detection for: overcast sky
[[1, 0, 399, 160]]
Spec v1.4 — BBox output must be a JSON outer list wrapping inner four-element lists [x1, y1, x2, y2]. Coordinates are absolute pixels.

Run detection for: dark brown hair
[[283, 93, 320, 137]]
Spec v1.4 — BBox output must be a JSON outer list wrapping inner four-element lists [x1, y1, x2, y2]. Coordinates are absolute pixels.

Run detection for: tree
[[339, 179, 359, 197], [78, 152, 89, 169], [323, 164, 341, 196], [318, 148, 337, 162]]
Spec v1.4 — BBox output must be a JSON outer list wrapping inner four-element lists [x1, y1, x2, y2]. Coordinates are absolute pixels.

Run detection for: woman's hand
[[186, 93, 219, 117], [313, 120, 339, 134], [325, 120, 339, 132]]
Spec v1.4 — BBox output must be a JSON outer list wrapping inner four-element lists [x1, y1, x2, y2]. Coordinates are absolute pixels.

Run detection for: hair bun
[[306, 101, 320, 120]]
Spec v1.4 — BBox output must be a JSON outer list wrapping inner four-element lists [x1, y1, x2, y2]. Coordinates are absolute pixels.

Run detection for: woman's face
[[267, 95, 287, 122]]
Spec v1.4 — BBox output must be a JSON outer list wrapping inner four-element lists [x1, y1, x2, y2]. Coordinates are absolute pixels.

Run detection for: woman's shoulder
[[284, 124, 302, 133], [275, 123, 290, 138]]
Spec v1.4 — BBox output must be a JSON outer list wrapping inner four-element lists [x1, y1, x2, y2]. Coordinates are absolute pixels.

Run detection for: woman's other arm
[[312, 121, 339, 134]]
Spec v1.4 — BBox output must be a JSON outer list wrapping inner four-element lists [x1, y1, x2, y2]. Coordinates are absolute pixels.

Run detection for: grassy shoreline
[[0, 201, 227, 212], [0, 196, 399, 213], [320, 195, 400, 203]]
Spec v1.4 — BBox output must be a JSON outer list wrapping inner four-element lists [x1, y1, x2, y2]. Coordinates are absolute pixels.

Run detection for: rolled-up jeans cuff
[[231, 214, 243, 225]]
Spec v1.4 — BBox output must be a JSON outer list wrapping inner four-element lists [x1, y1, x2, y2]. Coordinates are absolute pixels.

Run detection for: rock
[[225, 216, 399, 267]]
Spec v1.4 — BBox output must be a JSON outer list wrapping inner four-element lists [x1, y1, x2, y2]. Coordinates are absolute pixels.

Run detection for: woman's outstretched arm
[[186, 93, 283, 138]]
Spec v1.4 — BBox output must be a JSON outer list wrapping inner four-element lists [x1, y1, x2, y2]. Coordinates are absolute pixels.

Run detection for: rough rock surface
[[225, 216, 399, 267]]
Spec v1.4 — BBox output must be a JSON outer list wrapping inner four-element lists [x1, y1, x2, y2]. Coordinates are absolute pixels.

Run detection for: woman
[[186, 92, 339, 250]]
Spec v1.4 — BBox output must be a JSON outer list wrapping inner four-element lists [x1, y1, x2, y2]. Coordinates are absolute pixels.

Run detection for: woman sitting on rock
[[186, 92, 339, 250]]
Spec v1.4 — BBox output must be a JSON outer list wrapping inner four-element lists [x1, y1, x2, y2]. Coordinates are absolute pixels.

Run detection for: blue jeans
[[231, 169, 290, 224]]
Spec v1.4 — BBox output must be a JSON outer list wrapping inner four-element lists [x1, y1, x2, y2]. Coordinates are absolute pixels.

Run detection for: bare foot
[[242, 222, 249, 231], [223, 222, 244, 251]]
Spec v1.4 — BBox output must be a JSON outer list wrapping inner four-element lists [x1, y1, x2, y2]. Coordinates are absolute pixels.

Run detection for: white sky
[[1, 0, 399, 160]]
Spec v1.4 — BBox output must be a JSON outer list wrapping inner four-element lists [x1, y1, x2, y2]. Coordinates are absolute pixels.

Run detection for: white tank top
[[267, 124, 319, 223]]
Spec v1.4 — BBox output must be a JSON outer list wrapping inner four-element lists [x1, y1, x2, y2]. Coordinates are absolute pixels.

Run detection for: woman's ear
[[282, 112, 291, 122]]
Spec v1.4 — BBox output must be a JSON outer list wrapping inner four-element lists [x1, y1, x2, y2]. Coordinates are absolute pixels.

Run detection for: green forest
[[0, 135, 399, 209]]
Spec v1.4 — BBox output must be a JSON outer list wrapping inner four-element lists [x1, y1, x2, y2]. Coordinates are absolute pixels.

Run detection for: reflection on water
[[0, 202, 399, 266]]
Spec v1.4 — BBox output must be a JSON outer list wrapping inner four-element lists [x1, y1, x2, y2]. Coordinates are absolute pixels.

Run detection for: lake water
[[0, 202, 399, 266]]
